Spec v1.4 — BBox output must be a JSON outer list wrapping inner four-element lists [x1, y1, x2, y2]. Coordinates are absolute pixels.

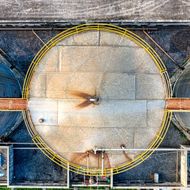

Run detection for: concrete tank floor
[[27, 30, 167, 169]]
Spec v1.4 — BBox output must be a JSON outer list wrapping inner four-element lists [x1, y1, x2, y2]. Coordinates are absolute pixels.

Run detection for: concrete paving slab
[[28, 98, 58, 126], [58, 46, 159, 74], [100, 73, 135, 100], [147, 100, 165, 128], [35, 47, 59, 74], [35, 126, 134, 152], [59, 46, 106, 72], [136, 74, 166, 99], [46, 72, 103, 99], [35, 125, 135, 167], [134, 127, 159, 149], [30, 74, 46, 98], [100, 31, 140, 47], [57, 31, 99, 46], [58, 99, 147, 128]]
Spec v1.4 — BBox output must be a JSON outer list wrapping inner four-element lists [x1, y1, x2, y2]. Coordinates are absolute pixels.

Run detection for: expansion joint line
[[32, 29, 47, 47]]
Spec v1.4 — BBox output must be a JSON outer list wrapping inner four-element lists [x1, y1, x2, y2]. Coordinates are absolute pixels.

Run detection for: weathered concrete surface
[[27, 30, 168, 169], [0, 0, 190, 23]]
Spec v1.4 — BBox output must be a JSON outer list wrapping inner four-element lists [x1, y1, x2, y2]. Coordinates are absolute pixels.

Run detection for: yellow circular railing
[[22, 23, 172, 176]]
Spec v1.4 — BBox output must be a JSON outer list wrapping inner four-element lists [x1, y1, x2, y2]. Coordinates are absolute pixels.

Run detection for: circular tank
[[0, 63, 21, 136], [22, 24, 172, 176], [174, 63, 190, 129]]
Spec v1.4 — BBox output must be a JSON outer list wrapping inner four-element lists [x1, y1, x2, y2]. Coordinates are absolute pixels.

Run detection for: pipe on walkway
[[0, 98, 190, 112], [166, 98, 190, 111], [0, 98, 27, 110]]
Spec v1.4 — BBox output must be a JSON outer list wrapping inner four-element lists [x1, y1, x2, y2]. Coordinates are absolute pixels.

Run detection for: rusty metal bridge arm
[[0, 98, 27, 111], [166, 98, 190, 112], [0, 98, 189, 112]]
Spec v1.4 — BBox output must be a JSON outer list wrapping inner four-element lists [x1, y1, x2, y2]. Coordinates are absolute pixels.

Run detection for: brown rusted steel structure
[[0, 98, 27, 111], [166, 98, 190, 111], [0, 98, 190, 112]]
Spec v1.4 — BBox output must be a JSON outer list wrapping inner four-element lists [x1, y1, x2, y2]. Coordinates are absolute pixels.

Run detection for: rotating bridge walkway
[[0, 98, 190, 111]]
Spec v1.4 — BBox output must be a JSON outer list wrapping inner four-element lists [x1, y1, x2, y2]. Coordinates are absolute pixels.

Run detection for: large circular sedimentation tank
[[22, 24, 172, 176], [174, 63, 190, 129], [0, 63, 21, 136]]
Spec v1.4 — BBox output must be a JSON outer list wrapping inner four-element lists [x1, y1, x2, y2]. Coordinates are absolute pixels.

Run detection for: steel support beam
[[166, 98, 190, 112], [0, 98, 27, 111]]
